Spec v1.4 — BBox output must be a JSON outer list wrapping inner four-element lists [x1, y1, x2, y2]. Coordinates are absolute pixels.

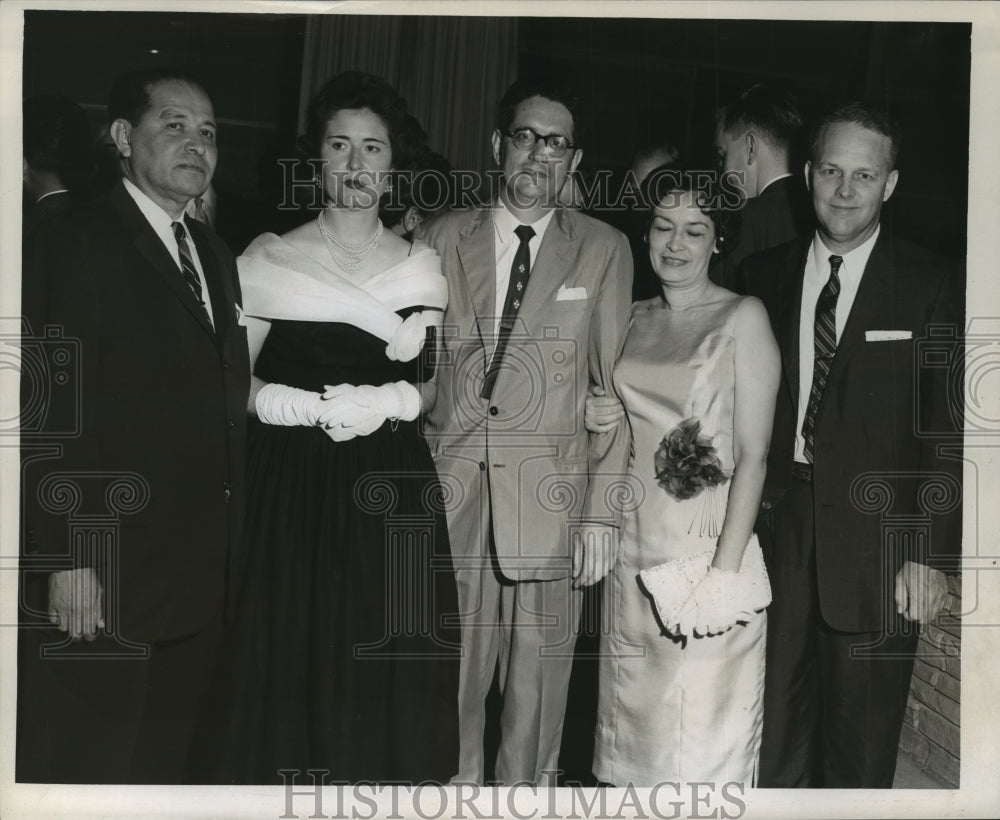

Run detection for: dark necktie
[[481, 224, 535, 400], [172, 221, 205, 308], [801, 254, 843, 463]]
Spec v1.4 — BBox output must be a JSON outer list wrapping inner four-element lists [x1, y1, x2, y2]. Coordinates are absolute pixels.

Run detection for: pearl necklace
[[317, 211, 383, 274]]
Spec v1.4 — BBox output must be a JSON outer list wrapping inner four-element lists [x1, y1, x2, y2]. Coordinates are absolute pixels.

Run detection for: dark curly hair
[[301, 71, 428, 174], [380, 149, 453, 229], [638, 165, 741, 256]]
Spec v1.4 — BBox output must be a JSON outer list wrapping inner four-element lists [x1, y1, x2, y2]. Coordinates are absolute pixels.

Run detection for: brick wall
[[899, 574, 961, 786]]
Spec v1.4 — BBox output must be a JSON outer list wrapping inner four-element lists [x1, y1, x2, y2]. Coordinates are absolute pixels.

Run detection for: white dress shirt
[[122, 177, 215, 326], [794, 226, 880, 462], [491, 201, 555, 344], [34, 188, 69, 205]]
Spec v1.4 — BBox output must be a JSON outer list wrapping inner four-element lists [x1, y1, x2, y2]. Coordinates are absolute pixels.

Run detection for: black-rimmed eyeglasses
[[503, 128, 577, 157]]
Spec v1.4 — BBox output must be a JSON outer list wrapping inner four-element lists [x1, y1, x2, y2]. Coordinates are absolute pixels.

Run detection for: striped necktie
[[801, 254, 843, 463], [172, 221, 205, 307]]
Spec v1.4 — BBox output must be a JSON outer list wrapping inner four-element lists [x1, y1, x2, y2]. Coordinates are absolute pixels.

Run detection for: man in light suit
[[18, 68, 250, 783], [738, 102, 963, 787], [713, 83, 812, 289], [419, 78, 633, 786]]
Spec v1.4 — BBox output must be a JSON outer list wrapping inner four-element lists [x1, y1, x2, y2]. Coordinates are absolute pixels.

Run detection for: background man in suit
[[738, 102, 963, 787], [18, 67, 250, 783], [419, 78, 633, 786], [22, 93, 93, 237], [713, 83, 812, 288]]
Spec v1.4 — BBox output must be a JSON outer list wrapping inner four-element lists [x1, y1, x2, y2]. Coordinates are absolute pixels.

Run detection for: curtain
[[298, 14, 518, 174]]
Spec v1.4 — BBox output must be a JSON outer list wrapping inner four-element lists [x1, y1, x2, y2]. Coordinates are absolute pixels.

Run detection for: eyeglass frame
[[501, 127, 578, 156]]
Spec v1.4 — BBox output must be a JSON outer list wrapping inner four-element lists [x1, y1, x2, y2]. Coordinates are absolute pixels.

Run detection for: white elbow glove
[[318, 381, 421, 440], [255, 383, 325, 426], [385, 311, 433, 362]]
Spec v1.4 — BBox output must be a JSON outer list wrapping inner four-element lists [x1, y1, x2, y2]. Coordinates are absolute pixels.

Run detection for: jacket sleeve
[[917, 264, 965, 571], [580, 229, 634, 526], [20, 215, 101, 569]]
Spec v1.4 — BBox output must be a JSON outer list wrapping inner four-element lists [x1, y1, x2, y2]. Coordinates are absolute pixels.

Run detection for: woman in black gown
[[214, 72, 459, 784]]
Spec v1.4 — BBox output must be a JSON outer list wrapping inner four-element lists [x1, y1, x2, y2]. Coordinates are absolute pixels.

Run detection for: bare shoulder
[[732, 294, 777, 349], [733, 293, 770, 324]]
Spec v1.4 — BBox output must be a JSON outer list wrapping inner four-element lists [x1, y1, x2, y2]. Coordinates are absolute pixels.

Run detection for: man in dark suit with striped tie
[[738, 102, 963, 787], [18, 67, 250, 783]]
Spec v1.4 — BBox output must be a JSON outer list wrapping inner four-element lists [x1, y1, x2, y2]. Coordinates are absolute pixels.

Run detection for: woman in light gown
[[591, 168, 780, 785], [203, 72, 459, 784]]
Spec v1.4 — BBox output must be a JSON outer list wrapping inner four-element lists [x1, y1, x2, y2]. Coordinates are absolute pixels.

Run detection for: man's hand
[[584, 385, 625, 434], [571, 523, 619, 588], [48, 568, 104, 641], [894, 560, 949, 625]]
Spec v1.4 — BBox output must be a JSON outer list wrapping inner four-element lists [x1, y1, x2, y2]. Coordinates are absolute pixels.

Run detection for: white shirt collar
[[808, 224, 881, 283], [122, 177, 185, 235], [492, 198, 556, 246], [758, 172, 792, 195], [35, 189, 69, 204]]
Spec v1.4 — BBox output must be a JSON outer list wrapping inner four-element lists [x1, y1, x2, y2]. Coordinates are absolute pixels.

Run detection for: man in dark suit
[[739, 102, 963, 787], [714, 83, 812, 289], [18, 68, 250, 783], [419, 78, 632, 785], [22, 94, 93, 237]]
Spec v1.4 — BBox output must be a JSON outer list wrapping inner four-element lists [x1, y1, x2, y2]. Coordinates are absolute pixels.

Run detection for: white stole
[[238, 232, 448, 342]]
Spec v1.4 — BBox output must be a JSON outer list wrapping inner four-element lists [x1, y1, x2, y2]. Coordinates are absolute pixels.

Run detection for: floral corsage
[[654, 417, 729, 501]]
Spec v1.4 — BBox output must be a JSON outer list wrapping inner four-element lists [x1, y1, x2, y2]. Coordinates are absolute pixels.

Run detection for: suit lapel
[[517, 208, 574, 328], [778, 241, 810, 406], [456, 209, 497, 344], [189, 219, 232, 347], [110, 184, 217, 341]]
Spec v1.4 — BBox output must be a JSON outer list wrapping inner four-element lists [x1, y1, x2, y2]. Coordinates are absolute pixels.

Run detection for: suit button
[[762, 500, 773, 510], [489, 406, 499, 416], [222, 360, 230, 369], [223, 482, 232, 501], [227, 419, 236, 429], [479, 461, 486, 471]]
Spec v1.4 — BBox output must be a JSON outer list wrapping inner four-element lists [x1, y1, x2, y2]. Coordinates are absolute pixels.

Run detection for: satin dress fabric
[[594, 295, 766, 786]]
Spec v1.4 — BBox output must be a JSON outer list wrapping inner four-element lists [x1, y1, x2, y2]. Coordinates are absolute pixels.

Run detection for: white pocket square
[[866, 330, 912, 341], [555, 285, 588, 301]]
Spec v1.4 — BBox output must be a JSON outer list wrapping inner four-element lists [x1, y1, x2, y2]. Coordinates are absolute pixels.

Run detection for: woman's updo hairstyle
[[301, 71, 428, 174]]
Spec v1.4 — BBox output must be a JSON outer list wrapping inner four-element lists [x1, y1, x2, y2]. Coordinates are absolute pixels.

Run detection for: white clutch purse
[[638, 533, 771, 637]]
